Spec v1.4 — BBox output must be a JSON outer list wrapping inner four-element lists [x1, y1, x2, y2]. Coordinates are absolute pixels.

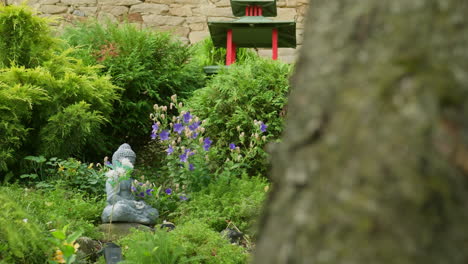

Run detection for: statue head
[[112, 143, 136, 166]]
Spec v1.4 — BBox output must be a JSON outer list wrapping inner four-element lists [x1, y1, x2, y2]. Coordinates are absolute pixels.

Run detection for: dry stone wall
[[7, 0, 309, 63]]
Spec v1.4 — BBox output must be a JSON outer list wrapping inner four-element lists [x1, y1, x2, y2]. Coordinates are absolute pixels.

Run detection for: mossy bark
[[254, 1, 468, 263]]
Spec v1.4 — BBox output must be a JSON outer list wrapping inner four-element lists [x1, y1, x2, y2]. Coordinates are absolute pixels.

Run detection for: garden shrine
[[205, 0, 296, 73]]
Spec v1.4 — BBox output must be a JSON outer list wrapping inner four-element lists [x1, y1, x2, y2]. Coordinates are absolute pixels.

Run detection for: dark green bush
[[61, 20, 206, 149], [0, 4, 56, 68], [175, 176, 268, 235], [185, 58, 291, 176]]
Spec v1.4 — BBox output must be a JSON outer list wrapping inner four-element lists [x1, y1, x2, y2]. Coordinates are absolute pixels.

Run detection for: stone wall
[[7, 0, 309, 63]]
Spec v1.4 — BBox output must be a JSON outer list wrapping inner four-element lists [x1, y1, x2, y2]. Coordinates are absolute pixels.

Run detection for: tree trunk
[[253, 1, 468, 263]]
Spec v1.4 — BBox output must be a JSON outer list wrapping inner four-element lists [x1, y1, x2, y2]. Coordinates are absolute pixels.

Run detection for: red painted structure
[[226, 5, 278, 65]]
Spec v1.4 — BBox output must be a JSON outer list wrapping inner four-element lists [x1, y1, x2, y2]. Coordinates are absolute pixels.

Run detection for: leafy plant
[[185, 58, 291, 176], [175, 176, 269, 235], [0, 4, 56, 68], [119, 229, 195, 264], [0, 192, 51, 264], [50, 225, 82, 264], [61, 20, 206, 149], [193, 38, 259, 66], [170, 220, 249, 264]]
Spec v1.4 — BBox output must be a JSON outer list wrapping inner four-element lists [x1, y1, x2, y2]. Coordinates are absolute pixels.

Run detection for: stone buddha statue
[[101, 143, 158, 225]]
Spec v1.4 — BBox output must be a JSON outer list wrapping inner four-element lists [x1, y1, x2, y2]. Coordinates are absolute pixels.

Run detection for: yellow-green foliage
[[0, 82, 48, 171], [0, 52, 119, 174], [0, 193, 51, 264], [0, 4, 55, 67]]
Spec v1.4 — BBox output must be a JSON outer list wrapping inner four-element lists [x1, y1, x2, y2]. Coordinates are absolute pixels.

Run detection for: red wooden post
[[245, 6, 249, 16], [226, 29, 233, 65], [272, 28, 278, 60], [258, 6, 263, 16], [232, 42, 236, 64]]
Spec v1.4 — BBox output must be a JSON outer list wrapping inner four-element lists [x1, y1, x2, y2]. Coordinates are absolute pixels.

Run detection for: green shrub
[[185, 58, 291, 176], [0, 4, 56, 68], [175, 176, 268, 235], [171, 220, 249, 264], [0, 192, 51, 264], [119, 221, 248, 264], [1, 185, 104, 239], [61, 20, 206, 149], [193, 38, 259, 66], [0, 53, 119, 175], [0, 5, 119, 177]]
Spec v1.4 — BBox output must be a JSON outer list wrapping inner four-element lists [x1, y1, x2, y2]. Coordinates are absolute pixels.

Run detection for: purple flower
[[191, 132, 199, 139], [183, 112, 192, 124], [189, 163, 195, 171], [165, 188, 172, 195], [146, 189, 153, 196], [139, 182, 144, 186], [260, 122, 268, 133], [139, 192, 145, 197], [166, 145, 174, 155], [188, 150, 195, 156], [179, 149, 191, 163], [179, 195, 188, 201], [152, 123, 159, 132], [229, 143, 236, 150], [189, 121, 200, 131], [173, 123, 184, 134], [179, 152, 188, 163], [151, 131, 157, 140], [131, 186, 137, 192], [159, 130, 170, 141], [105, 161, 112, 166], [203, 137, 212, 151]]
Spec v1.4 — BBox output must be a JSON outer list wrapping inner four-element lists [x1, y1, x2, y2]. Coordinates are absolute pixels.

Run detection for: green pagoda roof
[[230, 0, 277, 17], [208, 16, 296, 48]]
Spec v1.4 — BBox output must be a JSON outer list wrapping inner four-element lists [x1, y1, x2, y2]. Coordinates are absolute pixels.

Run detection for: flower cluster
[[150, 95, 213, 191], [104, 158, 134, 185], [131, 178, 155, 200]]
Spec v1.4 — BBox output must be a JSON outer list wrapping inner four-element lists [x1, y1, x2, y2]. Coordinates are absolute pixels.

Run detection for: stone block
[[143, 15, 185, 26], [186, 16, 206, 23], [76, 7, 98, 16], [98, 0, 142, 6], [41, 0, 60, 4], [189, 22, 205, 31], [276, 8, 297, 20], [169, 6, 192, 17], [215, 0, 230, 7], [130, 3, 169, 15], [194, 6, 233, 18], [127, 12, 144, 23], [97, 12, 118, 23], [189, 31, 210, 44], [153, 25, 190, 37], [61, 0, 96, 5], [40, 5, 68, 14], [101, 5, 129, 17]]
